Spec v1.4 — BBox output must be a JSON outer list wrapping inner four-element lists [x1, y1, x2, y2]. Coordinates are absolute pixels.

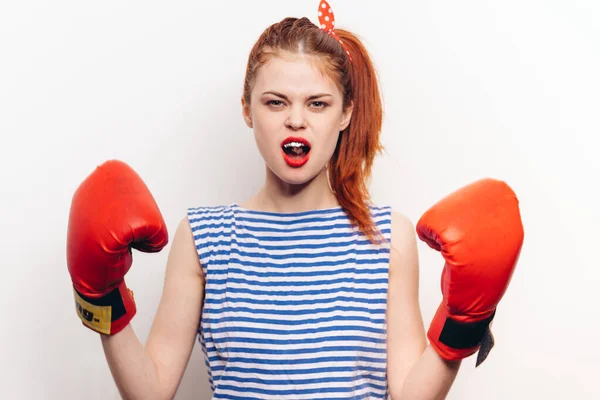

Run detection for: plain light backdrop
[[1, 0, 598, 399]]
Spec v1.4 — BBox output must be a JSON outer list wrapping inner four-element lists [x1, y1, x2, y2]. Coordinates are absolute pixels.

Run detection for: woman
[[67, 1, 523, 399]]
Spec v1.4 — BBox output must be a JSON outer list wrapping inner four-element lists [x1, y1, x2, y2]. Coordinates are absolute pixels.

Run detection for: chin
[[270, 160, 323, 186]]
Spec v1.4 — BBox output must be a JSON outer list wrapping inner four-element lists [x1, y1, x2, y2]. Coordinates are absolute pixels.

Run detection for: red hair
[[243, 17, 385, 245]]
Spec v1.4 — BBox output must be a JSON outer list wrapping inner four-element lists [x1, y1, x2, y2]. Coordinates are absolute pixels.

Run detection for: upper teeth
[[284, 142, 305, 148]]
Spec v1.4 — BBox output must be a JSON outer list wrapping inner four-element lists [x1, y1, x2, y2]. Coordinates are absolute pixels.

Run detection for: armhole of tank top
[[383, 205, 393, 244], [372, 204, 393, 244], [186, 207, 211, 280]]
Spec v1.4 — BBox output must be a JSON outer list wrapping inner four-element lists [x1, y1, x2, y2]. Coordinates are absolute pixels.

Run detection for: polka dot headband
[[318, 0, 352, 62]]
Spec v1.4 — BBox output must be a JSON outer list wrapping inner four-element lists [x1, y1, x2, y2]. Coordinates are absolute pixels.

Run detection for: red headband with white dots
[[318, 0, 352, 62]]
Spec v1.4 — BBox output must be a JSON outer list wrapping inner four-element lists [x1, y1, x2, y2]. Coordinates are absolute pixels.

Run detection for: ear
[[339, 100, 353, 131], [241, 97, 253, 128]]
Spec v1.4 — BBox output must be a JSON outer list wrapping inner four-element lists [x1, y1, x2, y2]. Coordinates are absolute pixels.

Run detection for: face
[[242, 52, 353, 186]]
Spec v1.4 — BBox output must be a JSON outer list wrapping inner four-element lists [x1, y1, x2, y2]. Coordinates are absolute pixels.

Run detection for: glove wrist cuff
[[73, 280, 136, 335], [428, 303, 496, 365]]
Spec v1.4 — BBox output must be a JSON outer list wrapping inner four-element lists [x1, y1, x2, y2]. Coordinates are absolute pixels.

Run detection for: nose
[[285, 105, 307, 131]]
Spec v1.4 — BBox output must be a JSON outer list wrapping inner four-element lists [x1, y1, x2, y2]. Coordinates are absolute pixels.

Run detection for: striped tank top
[[187, 203, 392, 400]]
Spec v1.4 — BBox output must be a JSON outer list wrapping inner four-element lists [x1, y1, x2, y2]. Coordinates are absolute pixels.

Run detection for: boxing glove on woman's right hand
[[66, 160, 169, 335]]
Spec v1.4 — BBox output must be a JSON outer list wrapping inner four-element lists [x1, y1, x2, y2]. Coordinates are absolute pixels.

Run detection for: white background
[[1, 0, 599, 399]]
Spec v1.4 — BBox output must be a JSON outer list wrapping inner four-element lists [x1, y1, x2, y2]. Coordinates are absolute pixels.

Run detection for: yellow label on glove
[[73, 289, 112, 335]]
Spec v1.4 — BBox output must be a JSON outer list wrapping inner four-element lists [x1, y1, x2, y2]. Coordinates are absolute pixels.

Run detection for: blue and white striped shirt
[[187, 203, 392, 399]]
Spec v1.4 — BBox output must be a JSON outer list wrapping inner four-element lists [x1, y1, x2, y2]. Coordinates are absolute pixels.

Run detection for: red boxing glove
[[417, 178, 524, 366], [67, 160, 168, 335]]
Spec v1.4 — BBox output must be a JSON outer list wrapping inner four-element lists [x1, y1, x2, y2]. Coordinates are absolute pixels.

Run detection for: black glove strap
[[438, 310, 496, 349]]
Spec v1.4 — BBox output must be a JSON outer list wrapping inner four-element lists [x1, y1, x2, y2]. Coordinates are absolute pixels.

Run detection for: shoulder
[[165, 214, 204, 281], [389, 210, 419, 278], [390, 210, 415, 238]]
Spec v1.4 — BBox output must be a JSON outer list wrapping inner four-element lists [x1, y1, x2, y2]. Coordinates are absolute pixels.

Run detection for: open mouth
[[281, 137, 311, 167]]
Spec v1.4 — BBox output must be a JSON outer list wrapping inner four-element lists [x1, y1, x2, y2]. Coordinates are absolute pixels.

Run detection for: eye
[[309, 101, 329, 109], [266, 99, 285, 107]]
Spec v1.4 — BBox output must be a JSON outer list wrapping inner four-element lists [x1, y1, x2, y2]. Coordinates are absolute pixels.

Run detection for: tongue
[[291, 147, 305, 156]]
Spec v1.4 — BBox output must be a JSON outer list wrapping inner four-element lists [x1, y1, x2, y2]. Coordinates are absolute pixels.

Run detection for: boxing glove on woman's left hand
[[416, 178, 524, 366], [66, 160, 168, 335]]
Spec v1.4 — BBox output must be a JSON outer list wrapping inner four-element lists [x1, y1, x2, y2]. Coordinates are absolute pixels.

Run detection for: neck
[[242, 166, 340, 213]]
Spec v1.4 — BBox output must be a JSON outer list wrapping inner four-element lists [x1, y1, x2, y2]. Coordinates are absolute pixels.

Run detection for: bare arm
[[396, 345, 461, 400], [386, 211, 460, 400], [101, 217, 205, 400]]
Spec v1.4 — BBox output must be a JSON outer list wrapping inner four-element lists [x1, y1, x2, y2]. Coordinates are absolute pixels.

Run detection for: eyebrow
[[262, 91, 333, 101]]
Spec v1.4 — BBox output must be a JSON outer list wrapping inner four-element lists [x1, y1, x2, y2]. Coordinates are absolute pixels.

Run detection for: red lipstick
[[281, 136, 311, 168]]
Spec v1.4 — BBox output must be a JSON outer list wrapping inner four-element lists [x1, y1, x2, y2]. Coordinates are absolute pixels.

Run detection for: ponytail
[[327, 29, 385, 245]]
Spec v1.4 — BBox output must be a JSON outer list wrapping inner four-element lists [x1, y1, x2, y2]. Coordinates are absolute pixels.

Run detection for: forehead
[[253, 52, 341, 96]]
